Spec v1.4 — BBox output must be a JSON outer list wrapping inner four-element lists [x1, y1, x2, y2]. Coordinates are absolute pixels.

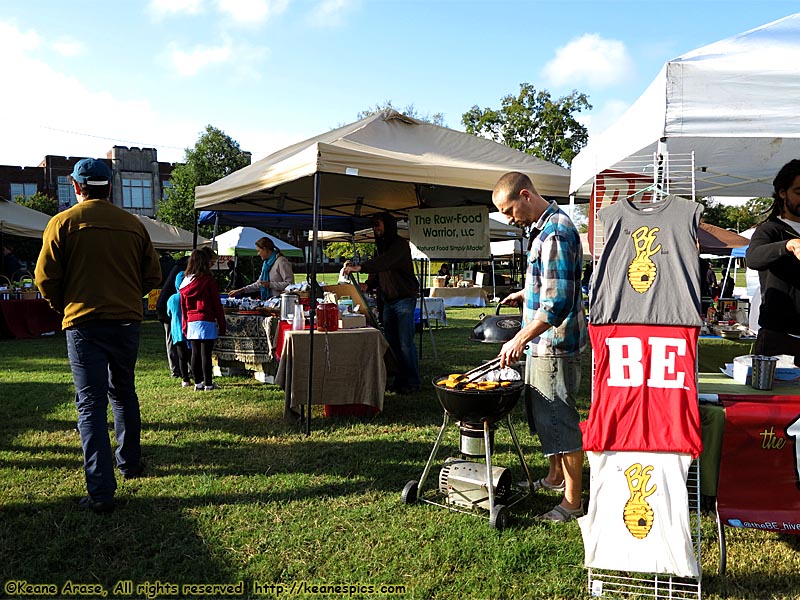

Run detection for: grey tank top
[[589, 194, 703, 326]]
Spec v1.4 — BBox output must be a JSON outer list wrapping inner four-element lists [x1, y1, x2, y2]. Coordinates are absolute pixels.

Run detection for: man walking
[[36, 158, 161, 514], [492, 171, 586, 522]]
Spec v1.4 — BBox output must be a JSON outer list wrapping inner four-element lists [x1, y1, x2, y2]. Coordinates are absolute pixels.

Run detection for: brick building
[[0, 146, 176, 217]]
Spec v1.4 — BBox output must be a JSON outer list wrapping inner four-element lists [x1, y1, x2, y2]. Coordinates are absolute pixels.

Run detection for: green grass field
[[2, 308, 799, 599]]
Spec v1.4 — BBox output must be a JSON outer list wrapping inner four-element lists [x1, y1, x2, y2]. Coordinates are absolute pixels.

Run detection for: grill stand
[[401, 411, 532, 530]]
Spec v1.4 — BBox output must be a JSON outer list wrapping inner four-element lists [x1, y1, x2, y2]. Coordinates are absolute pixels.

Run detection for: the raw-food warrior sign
[[408, 207, 490, 260]]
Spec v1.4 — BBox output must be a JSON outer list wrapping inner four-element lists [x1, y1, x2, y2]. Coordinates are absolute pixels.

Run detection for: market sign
[[408, 207, 490, 260]]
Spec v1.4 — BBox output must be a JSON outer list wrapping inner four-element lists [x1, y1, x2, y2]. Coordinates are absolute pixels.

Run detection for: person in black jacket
[[343, 212, 420, 394], [746, 159, 800, 365]]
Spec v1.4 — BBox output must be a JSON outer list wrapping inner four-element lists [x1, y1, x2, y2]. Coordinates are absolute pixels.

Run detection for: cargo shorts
[[524, 353, 583, 457]]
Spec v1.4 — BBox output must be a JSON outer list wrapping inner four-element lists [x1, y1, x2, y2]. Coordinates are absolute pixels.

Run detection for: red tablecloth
[[0, 299, 62, 339]]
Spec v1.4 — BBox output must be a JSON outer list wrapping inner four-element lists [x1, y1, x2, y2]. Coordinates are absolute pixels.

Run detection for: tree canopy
[[156, 125, 251, 233], [322, 241, 375, 263], [462, 83, 591, 167], [15, 192, 59, 216], [698, 197, 772, 232]]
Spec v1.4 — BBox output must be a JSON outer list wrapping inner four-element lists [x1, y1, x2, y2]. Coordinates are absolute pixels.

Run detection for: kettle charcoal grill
[[400, 376, 533, 530]]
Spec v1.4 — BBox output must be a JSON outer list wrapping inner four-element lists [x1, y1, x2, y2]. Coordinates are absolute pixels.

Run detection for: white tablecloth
[[428, 286, 487, 307]]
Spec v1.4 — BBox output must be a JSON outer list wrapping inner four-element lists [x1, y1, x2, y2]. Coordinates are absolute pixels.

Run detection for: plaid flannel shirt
[[523, 201, 587, 357]]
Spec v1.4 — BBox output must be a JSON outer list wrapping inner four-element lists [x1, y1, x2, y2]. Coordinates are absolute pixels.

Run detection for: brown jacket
[[35, 199, 162, 329]]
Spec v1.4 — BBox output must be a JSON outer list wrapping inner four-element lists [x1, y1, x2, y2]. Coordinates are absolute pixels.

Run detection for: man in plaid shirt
[[493, 171, 587, 522]]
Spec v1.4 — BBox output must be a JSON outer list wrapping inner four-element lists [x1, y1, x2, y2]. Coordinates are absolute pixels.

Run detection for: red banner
[[717, 397, 800, 533]]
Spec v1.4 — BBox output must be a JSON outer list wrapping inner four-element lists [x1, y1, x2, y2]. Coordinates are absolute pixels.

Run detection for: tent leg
[[305, 173, 322, 436]]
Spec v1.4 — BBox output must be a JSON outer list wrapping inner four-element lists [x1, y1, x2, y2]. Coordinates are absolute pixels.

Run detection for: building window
[[162, 179, 173, 200], [57, 176, 74, 209], [122, 177, 153, 209], [10, 183, 37, 201]]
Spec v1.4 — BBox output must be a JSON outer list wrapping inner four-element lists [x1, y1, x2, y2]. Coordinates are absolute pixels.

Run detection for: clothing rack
[[587, 148, 702, 599]]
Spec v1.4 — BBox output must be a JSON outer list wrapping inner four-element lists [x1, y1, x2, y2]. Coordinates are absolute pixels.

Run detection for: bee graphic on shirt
[[623, 462, 657, 539], [628, 226, 662, 293]]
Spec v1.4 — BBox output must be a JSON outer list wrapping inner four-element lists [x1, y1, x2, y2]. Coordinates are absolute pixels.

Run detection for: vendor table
[[213, 313, 279, 379], [697, 373, 800, 572], [428, 286, 487, 307], [698, 373, 800, 497], [0, 299, 62, 339], [276, 327, 388, 419]]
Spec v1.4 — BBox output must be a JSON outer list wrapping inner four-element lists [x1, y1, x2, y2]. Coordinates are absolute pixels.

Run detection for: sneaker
[[194, 383, 204, 391], [203, 385, 217, 391], [536, 503, 583, 522], [181, 381, 193, 388], [519, 477, 566, 493], [78, 495, 115, 514]]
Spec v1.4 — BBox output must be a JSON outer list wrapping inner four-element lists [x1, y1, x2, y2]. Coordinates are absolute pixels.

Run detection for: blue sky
[[0, 0, 796, 167]]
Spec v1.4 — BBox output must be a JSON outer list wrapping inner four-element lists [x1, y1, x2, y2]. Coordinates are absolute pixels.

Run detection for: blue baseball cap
[[70, 158, 112, 185]]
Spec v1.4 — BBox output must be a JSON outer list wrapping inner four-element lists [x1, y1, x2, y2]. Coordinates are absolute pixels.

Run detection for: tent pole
[[193, 209, 199, 249], [305, 173, 321, 436]]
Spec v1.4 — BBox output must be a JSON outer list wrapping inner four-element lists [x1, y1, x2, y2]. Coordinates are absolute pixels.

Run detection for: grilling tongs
[[453, 356, 503, 389]]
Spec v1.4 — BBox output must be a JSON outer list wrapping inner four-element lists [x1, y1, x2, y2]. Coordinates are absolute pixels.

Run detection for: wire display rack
[[586, 149, 703, 599]]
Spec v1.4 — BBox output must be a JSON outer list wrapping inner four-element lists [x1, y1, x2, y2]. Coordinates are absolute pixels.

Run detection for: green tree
[[462, 83, 592, 167], [16, 192, 58, 216], [322, 242, 375, 262], [156, 125, 251, 232], [699, 197, 772, 232], [358, 101, 445, 127]]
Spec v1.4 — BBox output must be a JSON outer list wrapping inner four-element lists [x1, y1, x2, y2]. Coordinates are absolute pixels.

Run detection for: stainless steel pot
[[469, 304, 522, 344], [280, 293, 300, 321]]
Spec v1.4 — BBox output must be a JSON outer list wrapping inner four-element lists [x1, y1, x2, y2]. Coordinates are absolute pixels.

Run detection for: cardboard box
[[324, 283, 369, 316], [339, 314, 366, 329]]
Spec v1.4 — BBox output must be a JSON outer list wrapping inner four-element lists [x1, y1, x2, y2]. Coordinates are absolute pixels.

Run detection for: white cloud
[[0, 21, 40, 55], [167, 41, 233, 77], [148, 0, 205, 19], [164, 38, 269, 79], [51, 37, 85, 57], [307, 0, 357, 27], [216, 0, 289, 25], [0, 19, 199, 167], [542, 34, 634, 89]]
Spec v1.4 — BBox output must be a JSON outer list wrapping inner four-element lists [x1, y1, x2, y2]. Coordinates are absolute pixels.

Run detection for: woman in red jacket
[[180, 248, 227, 391]]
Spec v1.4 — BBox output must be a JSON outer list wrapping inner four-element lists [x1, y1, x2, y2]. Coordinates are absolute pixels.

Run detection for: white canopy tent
[[570, 13, 800, 199], [136, 216, 212, 251], [196, 109, 570, 215], [213, 226, 303, 258], [0, 202, 206, 252], [0, 200, 51, 238], [195, 109, 570, 434]]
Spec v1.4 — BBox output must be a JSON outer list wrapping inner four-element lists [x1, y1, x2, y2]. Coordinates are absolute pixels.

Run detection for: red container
[[316, 302, 339, 332]]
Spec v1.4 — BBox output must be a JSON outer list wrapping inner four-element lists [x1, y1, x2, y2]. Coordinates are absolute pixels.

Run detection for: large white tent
[[570, 13, 800, 199]]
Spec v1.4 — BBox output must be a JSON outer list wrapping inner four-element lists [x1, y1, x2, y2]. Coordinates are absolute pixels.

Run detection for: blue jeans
[[382, 297, 420, 389], [66, 320, 142, 502]]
